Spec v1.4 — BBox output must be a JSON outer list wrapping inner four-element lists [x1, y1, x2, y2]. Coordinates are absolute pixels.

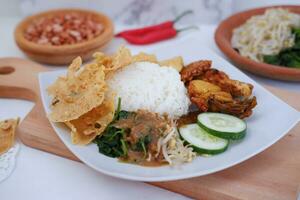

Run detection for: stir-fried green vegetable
[[93, 98, 152, 159], [263, 27, 300, 69], [94, 98, 128, 158], [95, 126, 126, 157], [133, 135, 152, 158]]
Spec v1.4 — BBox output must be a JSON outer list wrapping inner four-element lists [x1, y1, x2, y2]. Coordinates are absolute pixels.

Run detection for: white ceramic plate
[[39, 37, 300, 182]]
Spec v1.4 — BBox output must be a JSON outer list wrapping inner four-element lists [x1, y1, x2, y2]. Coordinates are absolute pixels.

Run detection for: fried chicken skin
[[180, 60, 211, 83], [199, 69, 253, 98]]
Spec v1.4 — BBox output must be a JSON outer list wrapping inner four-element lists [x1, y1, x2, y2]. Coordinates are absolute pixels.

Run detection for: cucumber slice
[[179, 124, 229, 155], [197, 113, 246, 140]]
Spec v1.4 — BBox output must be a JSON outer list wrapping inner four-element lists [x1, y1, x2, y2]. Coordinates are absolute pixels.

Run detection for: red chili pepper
[[120, 28, 177, 45], [120, 26, 198, 45], [116, 21, 173, 37], [115, 10, 193, 37]]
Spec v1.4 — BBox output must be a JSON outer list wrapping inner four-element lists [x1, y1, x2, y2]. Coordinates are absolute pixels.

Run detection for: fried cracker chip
[[159, 56, 184, 72], [94, 46, 132, 76], [93, 52, 113, 68], [47, 57, 106, 122], [132, 52, 157, 63], [94, 47, 159, 78], [65, 95, 115, 145], [111, 46, 132, 71], [0, 118, 19, 155]]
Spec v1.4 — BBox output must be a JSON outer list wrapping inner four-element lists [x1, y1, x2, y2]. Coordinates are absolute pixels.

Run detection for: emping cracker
[[159, 56, 184, 72], [94, 47, 159, 78], [0, 118, 19, 155], [65, 95, 115, 145], [132, 52, 157, 63], [94, 46, 132, 77], [47, 57, 106, 122]]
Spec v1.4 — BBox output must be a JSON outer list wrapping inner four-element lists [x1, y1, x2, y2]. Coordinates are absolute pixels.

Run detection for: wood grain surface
[[0, 58, 299, 200]]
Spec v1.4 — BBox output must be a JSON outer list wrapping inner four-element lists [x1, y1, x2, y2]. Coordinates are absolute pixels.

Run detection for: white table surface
[[0, 17, 299, 200]]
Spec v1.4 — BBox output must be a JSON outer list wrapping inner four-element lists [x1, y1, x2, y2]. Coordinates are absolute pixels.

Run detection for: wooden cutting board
[[0, 57, 300, 200]]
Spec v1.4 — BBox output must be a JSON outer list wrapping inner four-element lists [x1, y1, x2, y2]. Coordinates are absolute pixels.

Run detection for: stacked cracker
[[47, 46, 183, 145]]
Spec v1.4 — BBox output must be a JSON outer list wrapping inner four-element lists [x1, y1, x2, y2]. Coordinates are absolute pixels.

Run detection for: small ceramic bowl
[[14, 9, 114, 65], [215, 5, 300, 81]]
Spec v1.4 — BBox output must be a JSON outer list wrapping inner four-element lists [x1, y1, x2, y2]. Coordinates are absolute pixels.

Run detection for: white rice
[[107, 62, 190, 119]]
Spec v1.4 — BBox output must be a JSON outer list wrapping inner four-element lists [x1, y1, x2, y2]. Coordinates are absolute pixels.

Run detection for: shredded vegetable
[[232, 8, 300, 62], [158, 121, 196, 166]]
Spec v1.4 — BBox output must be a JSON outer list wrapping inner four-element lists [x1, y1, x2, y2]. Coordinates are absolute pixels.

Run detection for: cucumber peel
[[179, 124, 229, 155], [197, 113, 247, 140]]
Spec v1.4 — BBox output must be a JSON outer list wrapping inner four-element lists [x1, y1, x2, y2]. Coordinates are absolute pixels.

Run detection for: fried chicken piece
[[209, 96, 257, 119], [200, 69, 253, 98], [188, 80, 232, 110], [181, 60, 253, 98], [180, 60, 211, 83], [182, 60, 257, 118], [188, 80, 257, 119]]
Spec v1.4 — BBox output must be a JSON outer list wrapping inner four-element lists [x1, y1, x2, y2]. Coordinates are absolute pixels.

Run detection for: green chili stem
[[177, 26, 199, 33], [173, 10, 193, 23]]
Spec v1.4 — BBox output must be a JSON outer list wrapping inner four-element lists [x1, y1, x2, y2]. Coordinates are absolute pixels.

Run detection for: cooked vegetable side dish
[[47, 46, 257, 167], [232, 8, 300, 69], [94, 101, 195, 166]]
